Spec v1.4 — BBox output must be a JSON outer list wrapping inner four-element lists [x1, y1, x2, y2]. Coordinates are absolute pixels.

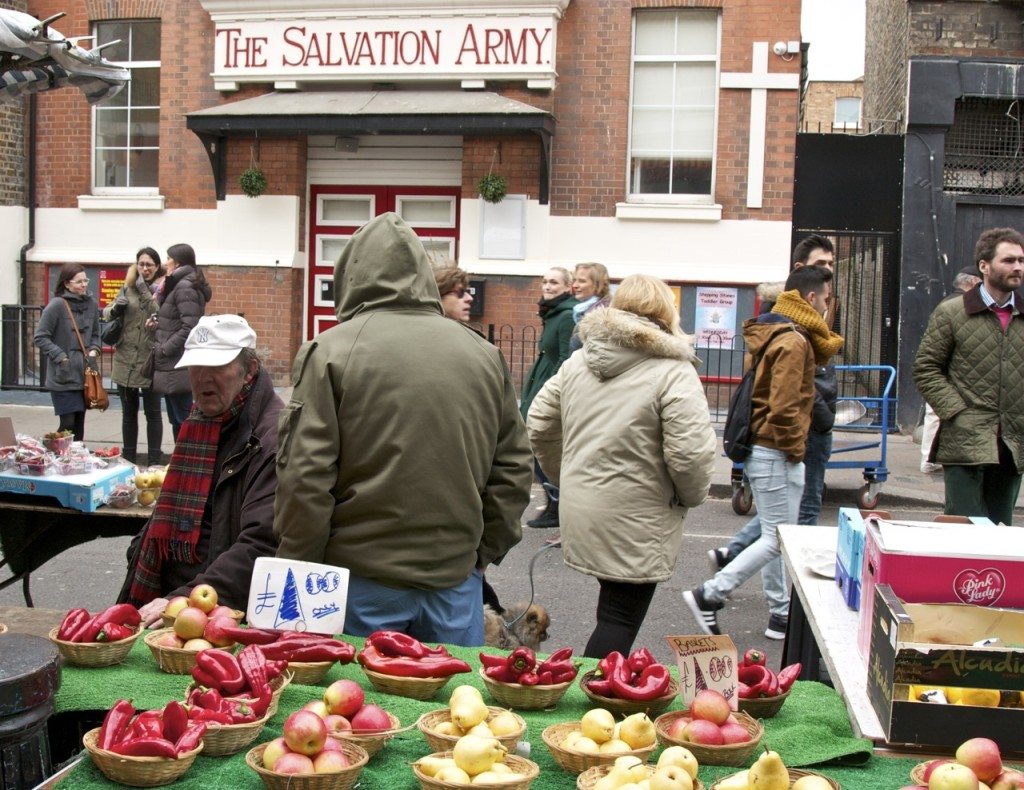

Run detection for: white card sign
[[665, 634, 739, 709], [246, 557, 349, 635]]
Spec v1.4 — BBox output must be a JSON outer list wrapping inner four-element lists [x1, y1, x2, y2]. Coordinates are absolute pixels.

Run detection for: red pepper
[[196, 650, 247, 694], [174, 723, 207, 756], [197, 687, 225, 712], [128, 712, 164, 740], [743, 648, 767, 667], [586, 677, 615, 696], [357, 643, 471, 678], [544, 647, 573, 664], [215, 624, 280, 645], [517, 671, 540, 686], [264, 659, 287, 679], [611, 662, 670, 701], [597, 651, 626, 679], [281, 644, 355, 663], [191, 666, 220, 689], [367, 630, 435, 658], [737, 664, 773, 698], [161, 701, 188, 744], [627, 647, 656, 674], [537, 670, 554, 684], [547, 663, 581, 684], [237, 644, 268, 692], [96, 622, 133, 642], [479, 652, 508, 669], [98, 700, 135, 750], [111, 737, 178, 758], [186, 687, 204, 707], [484, 664, 519, 683], [507, 646, 536, 677], [764, 669, 780, 697], [777, 662, 802, 692], [57, 608, 90, 641], [73, 603, 141, 643], [188, 706, 233, 724], [250, 683, 273, 717], [737, 681, 757, 699]]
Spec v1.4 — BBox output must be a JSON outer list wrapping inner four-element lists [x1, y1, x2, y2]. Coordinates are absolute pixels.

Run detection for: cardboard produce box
[[866, 583, 1024, 752], [0, 464, 134, 512], [856, 517, 1007, 657]]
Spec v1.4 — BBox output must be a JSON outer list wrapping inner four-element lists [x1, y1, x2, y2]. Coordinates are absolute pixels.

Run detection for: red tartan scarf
[[126, 377, 255, 606]]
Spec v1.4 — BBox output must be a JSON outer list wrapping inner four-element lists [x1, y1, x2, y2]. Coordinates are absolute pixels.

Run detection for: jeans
[[584, 579, 658, 659], [344, 568, 484, 646], [943, 439, 1022, 526], [704, 445, 803, 617], [118, 385, 163, 462], [726, 429, 832, 567], [164, 392, 193, 441]]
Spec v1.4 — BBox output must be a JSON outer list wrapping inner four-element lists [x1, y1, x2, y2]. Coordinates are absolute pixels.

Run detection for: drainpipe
[[18, 93, 36, 306]]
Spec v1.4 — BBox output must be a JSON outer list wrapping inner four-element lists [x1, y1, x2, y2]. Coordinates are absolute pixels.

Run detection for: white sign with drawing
[[246, 557, 349, 635], [694, 287, 739, 347]]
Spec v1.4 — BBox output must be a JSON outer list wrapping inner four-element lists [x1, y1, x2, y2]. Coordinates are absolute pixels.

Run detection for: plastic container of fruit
[[654, 710, 763, 767], [246, 739, 369, 790], [136, 486, 162, 507], [107, 485, 137, 509], [48, 626, 142, 668], [541, 722, 656, 774], [578, 764, 704, 790], [478, 667, 573, 710], [578, 670, 678, 717], [332, 709, 401, 758], [83, 726, 203, 787], [417, 707, 525, 753], [411, 750, 539, 790], [709, 768, 839, 789]]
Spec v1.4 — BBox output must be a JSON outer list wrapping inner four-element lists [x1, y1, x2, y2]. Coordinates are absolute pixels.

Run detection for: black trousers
[[584, 578, 658, 658], [118, 385, 164, 462]]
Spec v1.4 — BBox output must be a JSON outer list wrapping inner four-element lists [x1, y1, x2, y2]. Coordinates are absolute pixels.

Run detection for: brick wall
[[864, 0, 909, 131], [909, 0, 1024, 57], [803, 81, 864, 133], [0, 0, 27, 206], [462, 136, 542, 203]]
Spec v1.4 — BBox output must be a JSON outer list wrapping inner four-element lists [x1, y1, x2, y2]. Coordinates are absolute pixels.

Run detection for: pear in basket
[[452, 734, 507, 777]]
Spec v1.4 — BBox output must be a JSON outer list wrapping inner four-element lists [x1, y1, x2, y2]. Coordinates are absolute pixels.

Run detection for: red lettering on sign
[[282, 26, 306, 67]]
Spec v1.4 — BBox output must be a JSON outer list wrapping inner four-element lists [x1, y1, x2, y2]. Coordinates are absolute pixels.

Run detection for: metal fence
[[1, 305, 112, 391]]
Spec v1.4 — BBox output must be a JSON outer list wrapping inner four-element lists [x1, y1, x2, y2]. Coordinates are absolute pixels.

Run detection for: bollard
[[0, 633, 61, 790]]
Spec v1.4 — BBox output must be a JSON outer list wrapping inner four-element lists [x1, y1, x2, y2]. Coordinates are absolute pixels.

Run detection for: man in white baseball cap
[[119, 313, 283, 624]]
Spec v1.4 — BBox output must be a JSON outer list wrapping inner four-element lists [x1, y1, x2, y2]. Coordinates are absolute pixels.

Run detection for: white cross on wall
[[720, 42, 800, 209]]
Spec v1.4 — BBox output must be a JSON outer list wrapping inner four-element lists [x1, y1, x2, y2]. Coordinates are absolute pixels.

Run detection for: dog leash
[[502, 539, 561, 630]]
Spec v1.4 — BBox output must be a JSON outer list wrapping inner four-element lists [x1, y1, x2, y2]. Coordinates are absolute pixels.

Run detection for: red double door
[[306, 185, 461, 338]]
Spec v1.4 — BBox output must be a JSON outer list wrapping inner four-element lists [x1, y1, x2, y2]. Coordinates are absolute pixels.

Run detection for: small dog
[[483, 602, 551, 651]]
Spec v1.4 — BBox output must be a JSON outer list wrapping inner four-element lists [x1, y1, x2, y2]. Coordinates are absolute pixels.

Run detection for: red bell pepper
[[72, 603, 141, 643], [484, 664, 519, 683], [128, 712, 164, 740], [161, 701, 188, 744], [281, 644, 355, 663], [544, 647, 573, 664], [586, 677, 615, 696], [547, 663, 580, 684], [367, 630, 442, 659], [777, 662, 802, 692], [197, 687, 225, 712], [111, 737, 178, 758], [264, 659, 287, 679], [96, 622, 133, 642], [479, 652, 508, 670], [737, 681, 756, 699], [357, 643, 471, 678], [507, 647, 536, 677], [98, 699, 135, 750], [57, 608, 90, 641], [516, 671, 541, 686], [596, 651, 626, 679], [627, 647, 656, 674], [174, 723, 207, 756], [610, 662, 670, 701], [737, 663, 774, 698], [214, 624, 280, 645], [191, 665, 220, 690], [187, 706, 233, 724], [196, 649, 246, 694], [742, 648, 767, 667], [537, 670, 554, 685], [764, 669, 780, 697]]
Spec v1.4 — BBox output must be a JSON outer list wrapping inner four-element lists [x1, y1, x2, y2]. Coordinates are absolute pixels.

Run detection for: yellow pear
[[434, 721, 460, 736], [488, 763, 512, 774], [562, 730, 585, 749], [416, 756, 457, 777], [450, 685, 484, 705], [435, 765, 472, 783], [452, 734, 506, 776], [656, 746, 699, 779], [599, 738, 633, 754], [488, 711, 521, 737], [581, 708, 616, 744], [451, 694, 490, 730], [748, 749, 788, 790], [715, 770, 750, 790], [471, 770, 520, 784], [593, 775, 624, 790], [614, 755, 649, 782], [572, 736, 601, 754], [791, 776, 833, 790], [619, 712, 657, 749], [649, 766, 694, 790]]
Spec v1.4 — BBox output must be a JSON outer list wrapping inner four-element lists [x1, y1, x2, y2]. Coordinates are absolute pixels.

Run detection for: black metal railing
[[1, 304, 110, 391]]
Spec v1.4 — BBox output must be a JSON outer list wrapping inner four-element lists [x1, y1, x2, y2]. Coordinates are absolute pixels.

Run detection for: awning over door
[[186, 90, 556, 203]]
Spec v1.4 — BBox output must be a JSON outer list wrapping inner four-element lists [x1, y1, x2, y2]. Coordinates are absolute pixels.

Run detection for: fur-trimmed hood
[[578, 307, 698, 381]]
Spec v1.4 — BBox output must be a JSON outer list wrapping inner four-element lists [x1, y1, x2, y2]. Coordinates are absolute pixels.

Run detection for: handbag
[[100, 316, 123, 346], [62, 299, 110, 411]]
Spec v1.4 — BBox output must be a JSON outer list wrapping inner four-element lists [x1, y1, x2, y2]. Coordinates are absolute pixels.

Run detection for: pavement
[[3, 386, 1023, 514]]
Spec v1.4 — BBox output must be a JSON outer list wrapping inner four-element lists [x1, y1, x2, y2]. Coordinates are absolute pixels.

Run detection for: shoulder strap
[[62, 298, 88, 356]]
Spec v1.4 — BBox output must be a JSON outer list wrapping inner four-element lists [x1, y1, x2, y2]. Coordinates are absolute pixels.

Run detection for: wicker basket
[[654, 710, 763, 767], [247, 740, 369, 790], [144, 628, 234, 674], [541, 722, 656, 774], [577, 764, 704, 790], [737, 688, 791, 719], [83, 727, 202, 787], [287, 660, 335, 686], [201, 711, 271, 757], [417, 706, 526, 752], [479, 668, 573, 710], [161, 607, 243, 629], [412, 751, 539, 790], [48, 626, 142, 668], [361, 666, 452, 700], [331, 709, 401, 758], [710, 767, 840, 789], [578, 670, 678, 717], [267, 671, 291, 717]]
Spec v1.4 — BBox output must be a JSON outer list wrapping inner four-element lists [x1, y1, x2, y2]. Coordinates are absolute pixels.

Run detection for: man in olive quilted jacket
[[914, 227, 1024, 525]]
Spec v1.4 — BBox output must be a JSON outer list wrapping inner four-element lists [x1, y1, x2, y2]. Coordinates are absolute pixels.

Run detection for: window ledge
[[615, 202, 722, 221], [77, 194, 165, 211]]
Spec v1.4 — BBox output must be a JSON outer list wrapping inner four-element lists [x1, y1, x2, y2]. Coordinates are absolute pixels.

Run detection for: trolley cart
[[729, 364, 897, 514]]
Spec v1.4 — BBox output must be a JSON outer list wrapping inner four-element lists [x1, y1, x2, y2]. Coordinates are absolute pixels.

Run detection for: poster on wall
[[45, 265, 127, 309], [694, 287, 738, 348]]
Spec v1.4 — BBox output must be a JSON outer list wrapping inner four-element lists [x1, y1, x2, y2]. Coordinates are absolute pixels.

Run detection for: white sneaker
[[921, 462, 943, 474]]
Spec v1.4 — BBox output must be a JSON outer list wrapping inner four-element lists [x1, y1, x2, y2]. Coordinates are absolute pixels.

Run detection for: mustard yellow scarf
[[772, 290, 844, 364]]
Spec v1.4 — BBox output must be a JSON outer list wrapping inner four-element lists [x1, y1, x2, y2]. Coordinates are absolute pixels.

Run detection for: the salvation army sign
[[210, 14, 561, 86]]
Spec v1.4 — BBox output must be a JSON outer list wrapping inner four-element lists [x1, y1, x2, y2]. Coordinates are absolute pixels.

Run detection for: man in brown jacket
[[685, 265, 842, 638]]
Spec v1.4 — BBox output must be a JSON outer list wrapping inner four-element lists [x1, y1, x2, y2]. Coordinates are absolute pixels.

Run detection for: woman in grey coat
[[33, 263, 102, 441], [104, 247, 165, 464]]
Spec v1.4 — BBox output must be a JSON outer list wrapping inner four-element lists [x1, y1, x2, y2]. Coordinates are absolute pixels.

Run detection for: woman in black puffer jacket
[[149, 243, 212, 440]]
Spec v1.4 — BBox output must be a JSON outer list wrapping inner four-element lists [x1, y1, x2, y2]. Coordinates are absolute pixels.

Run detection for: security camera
[[772, 41, 788, 56]]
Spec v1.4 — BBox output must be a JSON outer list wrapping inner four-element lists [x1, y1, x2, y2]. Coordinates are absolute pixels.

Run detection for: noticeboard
[[680, 284, 756, 380]]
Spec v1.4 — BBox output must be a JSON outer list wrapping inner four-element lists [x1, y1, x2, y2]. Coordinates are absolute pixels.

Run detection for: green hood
[[333, 212, 443, 322]]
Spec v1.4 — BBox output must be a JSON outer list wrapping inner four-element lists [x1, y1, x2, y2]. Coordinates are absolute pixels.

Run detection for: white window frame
[[90, 20, 161, 195], [834, 96, 862, 130], [395, 195, 457, 228], [316, 194, 375, 226], [626, 10, 722, 205]]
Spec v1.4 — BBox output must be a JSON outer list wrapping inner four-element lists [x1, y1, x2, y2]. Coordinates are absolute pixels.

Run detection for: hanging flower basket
[[239, 167, 267, 198], [477, 172, 508, 204]]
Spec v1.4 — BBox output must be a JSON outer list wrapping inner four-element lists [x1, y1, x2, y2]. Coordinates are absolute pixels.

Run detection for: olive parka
[[273, 212, 533, 590], [103, 265, 162, 390]]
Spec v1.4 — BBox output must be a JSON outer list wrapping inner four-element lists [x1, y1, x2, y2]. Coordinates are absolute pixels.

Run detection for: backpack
[[722, 335, 778, 463]]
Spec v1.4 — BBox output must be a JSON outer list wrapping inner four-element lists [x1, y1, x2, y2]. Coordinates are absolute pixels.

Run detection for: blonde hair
[[574, 262, 611, 298], [548, 266, 572, 287], [611, 274, 682, 336]]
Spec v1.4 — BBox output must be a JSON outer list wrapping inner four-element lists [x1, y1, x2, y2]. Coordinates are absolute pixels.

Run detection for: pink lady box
[[856, 517, 1013, 658]]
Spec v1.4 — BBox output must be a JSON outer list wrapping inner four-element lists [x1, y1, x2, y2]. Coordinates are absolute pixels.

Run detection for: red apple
[[992, 769, 1024, 790], [312, 750, 350, 774], [923, 761, 954, 781], [956, 737, 1003, 784], [283, 710, 328, 756], [719, 722, 751, 744], [182, 638, 214, 651], [349, 704, 391, 734], [173, 606, 208, 640], [929, 762, 980, 790], [155, 632, 185, 649], [324, 715, 352, 735], [689, 689, 731, 725], [303, 700, 330, 719], [203, 616, 237, 648], [679, 719, 725, 746], [164, 596, 189, 619], [323, 679, 365, 719], [188, 583, 218, 614], [665, 716, 692, 741], [273, 752, 315, 775], [208, 605, 237, 621], [262, 737, 289, 770], [321, 736, 346, 752]]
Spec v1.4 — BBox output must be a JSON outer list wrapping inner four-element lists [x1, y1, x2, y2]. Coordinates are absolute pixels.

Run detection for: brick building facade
[[802, 79, 863, 133], [12, 0, 802, 385], [0, 0, 27, 306]]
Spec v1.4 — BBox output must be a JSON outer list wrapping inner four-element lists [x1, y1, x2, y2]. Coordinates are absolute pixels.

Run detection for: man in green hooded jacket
[[273, 213, 533, 646]]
